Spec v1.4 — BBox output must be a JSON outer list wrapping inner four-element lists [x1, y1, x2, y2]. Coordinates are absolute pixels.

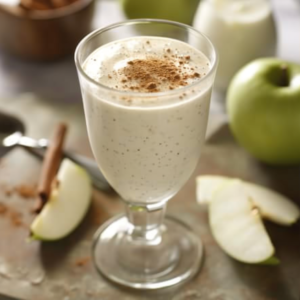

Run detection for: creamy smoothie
[[193, 0, 276, 91], [82, 36, 212, 204]]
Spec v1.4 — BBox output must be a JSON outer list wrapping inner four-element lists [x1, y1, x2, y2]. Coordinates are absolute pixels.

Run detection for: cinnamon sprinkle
[[0, 203, 24, 227], [9, 210, 23, 227], [5, 189, 12, 197], [146, 82, 157, 90], [15, 185, 37, 199], [118, 57, 199, 93], [75, 256, 91, 267], [0, 203, 7, 214]]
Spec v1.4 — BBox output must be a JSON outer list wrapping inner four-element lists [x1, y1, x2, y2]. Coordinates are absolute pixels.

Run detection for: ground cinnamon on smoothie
[[119, 57, 201, 93]]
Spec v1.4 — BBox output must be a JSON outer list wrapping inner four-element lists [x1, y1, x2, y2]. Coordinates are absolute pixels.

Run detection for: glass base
[[92, 215, 204, 290]]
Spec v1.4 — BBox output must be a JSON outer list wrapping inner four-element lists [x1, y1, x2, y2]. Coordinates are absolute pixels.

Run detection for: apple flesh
[[209, 180, 275, 263], [227, 58, 300, 165], [31, 159, 92, 241], [196, 175, 300, 225]]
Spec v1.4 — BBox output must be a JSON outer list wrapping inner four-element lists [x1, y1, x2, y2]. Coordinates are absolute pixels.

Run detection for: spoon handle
[[17, 136, 47, 148]]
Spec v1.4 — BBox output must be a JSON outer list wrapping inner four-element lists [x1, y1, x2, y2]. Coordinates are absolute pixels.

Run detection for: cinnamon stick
[[33, 123, 67, 213]]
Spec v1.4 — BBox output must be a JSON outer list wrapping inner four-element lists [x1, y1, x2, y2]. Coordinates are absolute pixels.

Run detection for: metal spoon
[[0, 112, 111, 191]]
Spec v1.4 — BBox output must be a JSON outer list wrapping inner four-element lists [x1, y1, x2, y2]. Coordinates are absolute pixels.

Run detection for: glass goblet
[[75, 19, 218, 290]]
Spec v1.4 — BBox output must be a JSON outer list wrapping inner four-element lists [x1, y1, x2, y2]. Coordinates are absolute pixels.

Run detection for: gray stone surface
[[0, 1, 299, 299]]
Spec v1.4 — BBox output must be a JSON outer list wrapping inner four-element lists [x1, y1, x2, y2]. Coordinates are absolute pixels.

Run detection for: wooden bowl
[[0, 0, 95, 60]]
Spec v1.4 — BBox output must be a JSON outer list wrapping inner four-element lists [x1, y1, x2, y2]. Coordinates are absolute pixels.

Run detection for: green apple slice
[[196, 175, 300, 225], [209, 180, 275, 263], [31, 159, 92, 241]]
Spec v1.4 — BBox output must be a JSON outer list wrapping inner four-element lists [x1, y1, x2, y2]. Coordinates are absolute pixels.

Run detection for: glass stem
[[125, 202, 166, 243]]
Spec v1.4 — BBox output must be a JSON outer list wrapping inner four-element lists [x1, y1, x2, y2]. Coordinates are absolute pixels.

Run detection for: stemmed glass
[[75, 19, 218, 290]]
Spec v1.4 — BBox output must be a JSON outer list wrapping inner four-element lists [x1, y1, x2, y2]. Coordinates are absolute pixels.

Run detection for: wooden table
[[0, 1, 299, 299]]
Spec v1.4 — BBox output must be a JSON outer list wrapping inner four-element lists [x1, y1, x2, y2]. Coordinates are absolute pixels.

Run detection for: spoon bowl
[[0, 112, 25, 156]]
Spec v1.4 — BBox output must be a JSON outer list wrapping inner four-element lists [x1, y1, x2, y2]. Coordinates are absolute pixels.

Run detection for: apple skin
[[120, 0, 200, 25], [227, 58, 300, 165]]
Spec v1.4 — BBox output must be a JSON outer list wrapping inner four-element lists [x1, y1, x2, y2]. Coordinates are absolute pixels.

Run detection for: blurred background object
[[193, 0, 277, 92], [0, 0, 95, 60], [0, 0, 298, 105], [120, 0, 200, 25]]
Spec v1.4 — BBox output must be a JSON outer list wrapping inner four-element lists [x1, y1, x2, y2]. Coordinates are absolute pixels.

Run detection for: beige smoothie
[[82, 36, 212, 204]]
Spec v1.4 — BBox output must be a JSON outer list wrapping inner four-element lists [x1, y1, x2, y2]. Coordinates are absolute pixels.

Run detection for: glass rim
[[75, 18, 218, 98]]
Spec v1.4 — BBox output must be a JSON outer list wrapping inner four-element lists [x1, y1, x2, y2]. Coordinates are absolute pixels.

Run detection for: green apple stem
[[125, 202, 165, 242], [280, 64, 289, 87]]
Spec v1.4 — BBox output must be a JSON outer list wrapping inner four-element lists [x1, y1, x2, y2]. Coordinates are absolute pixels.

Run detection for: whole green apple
[[227, 58, 300, 165], [120, 0, 200, 25]]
